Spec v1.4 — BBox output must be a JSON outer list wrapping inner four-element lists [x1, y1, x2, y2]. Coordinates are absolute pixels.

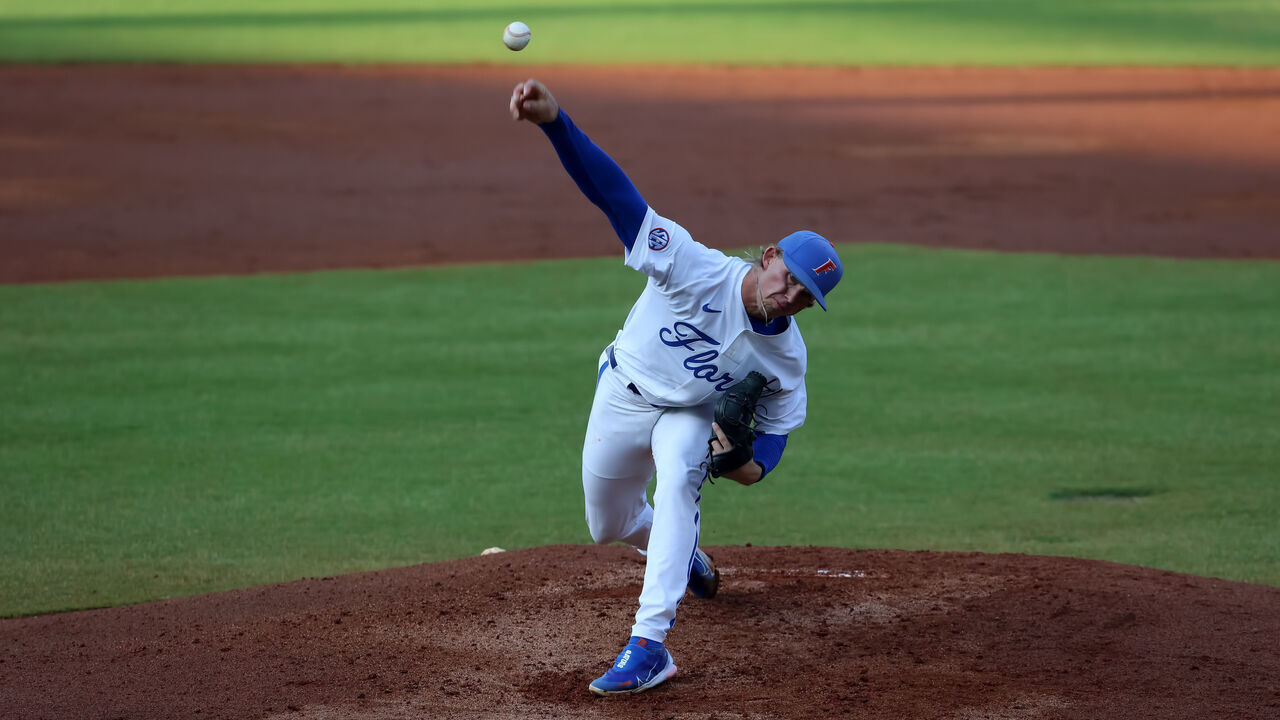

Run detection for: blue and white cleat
[[688, 547, 720, 599], [588, 636, 677, 696]]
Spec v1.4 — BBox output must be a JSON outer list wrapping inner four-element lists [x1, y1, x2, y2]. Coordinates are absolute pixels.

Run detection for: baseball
[[503, 21, 531, 51]]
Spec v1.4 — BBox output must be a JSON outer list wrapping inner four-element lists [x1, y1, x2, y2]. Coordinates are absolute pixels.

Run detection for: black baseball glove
[[708, 371, 767, 477]]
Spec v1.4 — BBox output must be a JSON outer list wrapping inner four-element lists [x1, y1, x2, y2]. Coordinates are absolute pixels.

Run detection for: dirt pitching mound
[[3, 545, 1278, 719]]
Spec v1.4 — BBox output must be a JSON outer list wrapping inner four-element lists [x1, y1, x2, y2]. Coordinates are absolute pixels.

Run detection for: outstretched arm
[[510, 78, 648, 249]]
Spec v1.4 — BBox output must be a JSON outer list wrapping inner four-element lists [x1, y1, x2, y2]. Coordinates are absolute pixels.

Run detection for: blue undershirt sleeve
[[539, 111, 648, 250], [753, 433, 788, 479]]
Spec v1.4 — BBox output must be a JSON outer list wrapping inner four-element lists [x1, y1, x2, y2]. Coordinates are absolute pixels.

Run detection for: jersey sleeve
[[539, 111, 648, 249], [753, 380, 807, 436], [624, 207, 736, 291]]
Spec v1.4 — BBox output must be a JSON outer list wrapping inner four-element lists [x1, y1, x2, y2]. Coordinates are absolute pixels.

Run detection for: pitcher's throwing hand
[[510, 78, 559, 125]]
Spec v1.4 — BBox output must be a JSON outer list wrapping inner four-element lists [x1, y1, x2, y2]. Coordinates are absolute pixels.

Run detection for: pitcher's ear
[[761, 245, 780, 267]]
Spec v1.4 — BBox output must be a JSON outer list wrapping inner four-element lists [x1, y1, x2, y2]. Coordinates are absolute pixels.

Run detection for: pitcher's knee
[[585, 515, 621, 545], [588, 526, 615, 545]]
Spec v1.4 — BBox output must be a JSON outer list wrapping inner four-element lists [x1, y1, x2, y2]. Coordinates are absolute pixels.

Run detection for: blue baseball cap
[[777, 231, 842, 310]]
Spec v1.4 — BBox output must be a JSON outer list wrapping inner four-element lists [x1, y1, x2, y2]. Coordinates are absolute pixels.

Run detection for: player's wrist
[[539, 106, 563, 126], [722, 459, 763, 486]]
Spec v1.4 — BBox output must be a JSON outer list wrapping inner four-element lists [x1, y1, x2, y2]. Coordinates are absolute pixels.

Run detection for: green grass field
[[3, 246, 1278, 616], [2, 0, 1280, 65], [3, 0, 1278, 618]]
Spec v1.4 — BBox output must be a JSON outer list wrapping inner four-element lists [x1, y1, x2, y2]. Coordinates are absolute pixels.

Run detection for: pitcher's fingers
[[711, 422, 730, 446], [510, 80, 532, 118]]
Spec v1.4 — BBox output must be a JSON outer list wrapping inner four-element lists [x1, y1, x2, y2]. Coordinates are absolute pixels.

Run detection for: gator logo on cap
[[813, 259, 837, 275], [648, 228, 670, 251]]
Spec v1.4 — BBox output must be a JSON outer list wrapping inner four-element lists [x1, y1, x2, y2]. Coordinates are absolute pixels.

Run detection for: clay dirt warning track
[[2, 65, 1280, 718], [2, 65, 1280, 283], [3, 546, 1279, 719]]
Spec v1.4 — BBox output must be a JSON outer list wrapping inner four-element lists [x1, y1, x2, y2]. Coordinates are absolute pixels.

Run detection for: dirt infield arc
[[2, 65, 1279, 718], [3, 546, 1279, 719], [2, 65, 1279, 284]]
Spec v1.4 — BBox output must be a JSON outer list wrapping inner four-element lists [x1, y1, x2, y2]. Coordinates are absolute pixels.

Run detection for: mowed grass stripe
[[0, 0, 1278, 65]]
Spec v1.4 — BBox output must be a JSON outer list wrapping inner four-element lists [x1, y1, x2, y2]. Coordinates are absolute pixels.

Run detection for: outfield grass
[[2, 0, 1279, 65], [3, 0, 1278, 618], [2, 245, 1278, 616]]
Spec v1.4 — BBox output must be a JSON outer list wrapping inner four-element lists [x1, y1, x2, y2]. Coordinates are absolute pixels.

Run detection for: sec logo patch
[[647, 228, 670, 251]]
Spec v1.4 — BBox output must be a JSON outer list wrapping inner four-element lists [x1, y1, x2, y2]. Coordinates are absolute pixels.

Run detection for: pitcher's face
[[759, 246, 816, 318]]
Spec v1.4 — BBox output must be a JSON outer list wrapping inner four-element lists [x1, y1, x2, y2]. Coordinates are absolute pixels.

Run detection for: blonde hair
[[742, 244, 781, 267]]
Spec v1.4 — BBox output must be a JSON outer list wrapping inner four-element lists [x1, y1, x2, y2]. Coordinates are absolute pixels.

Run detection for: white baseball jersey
[[610, 207, 809, 435]]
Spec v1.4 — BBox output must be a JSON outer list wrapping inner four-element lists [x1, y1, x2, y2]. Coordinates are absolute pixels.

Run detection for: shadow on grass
[[1050, 487, 1161, 503]]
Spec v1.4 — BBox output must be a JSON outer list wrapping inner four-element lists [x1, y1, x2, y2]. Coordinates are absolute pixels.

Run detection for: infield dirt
[[4, 546, 1279, 719], [2, 65, 1278, 284], [1, 66, 1278, 719]]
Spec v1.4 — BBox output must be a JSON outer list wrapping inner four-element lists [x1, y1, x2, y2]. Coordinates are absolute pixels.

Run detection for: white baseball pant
[[582, 349, 710, 643]]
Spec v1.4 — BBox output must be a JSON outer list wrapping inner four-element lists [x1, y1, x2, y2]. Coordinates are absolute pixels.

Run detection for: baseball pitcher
[[510, 77, 843, 696]]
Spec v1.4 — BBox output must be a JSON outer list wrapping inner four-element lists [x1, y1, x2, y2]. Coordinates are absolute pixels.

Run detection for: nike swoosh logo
[[701, 303, 722, 313]]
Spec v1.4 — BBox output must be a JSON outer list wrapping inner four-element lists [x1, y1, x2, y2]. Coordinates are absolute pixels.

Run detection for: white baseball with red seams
[[503, 21, 531, 51]]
